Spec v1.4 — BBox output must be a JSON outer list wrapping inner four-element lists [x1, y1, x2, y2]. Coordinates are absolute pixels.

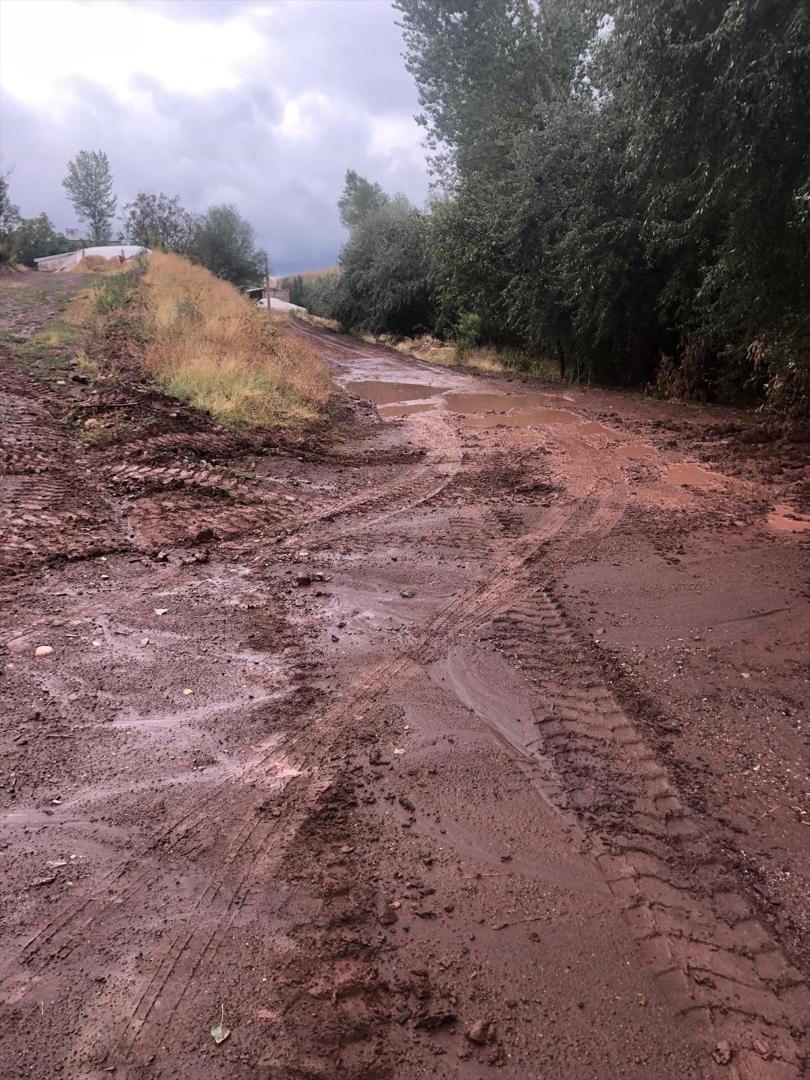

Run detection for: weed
[[140, 253, 332, 427]]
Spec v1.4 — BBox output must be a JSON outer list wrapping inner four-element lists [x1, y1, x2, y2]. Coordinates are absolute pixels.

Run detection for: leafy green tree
[[189, 203, 264, 287], [330, 175, 435, 336], [14, 213, 80, 267], [337, 170, 389, 230], [394, 0, 810, 410], [123, 192, 196, 252], [62, 150, 117, 243], [0, 170, 21, 263]]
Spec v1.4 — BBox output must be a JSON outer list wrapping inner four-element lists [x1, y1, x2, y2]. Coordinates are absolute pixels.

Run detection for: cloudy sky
[[0, 0, 429, 273]]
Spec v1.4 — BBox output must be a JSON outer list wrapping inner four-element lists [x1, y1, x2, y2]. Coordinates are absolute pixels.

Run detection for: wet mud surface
[[1, 278, 809, 1079]]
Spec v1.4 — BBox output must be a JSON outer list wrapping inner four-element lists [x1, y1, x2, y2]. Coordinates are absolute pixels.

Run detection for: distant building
[[34, 245, 149, 272], [245, 278, 290, 304]]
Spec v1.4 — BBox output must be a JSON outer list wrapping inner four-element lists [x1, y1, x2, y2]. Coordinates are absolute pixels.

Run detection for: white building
[[34, 245, 149, 272]]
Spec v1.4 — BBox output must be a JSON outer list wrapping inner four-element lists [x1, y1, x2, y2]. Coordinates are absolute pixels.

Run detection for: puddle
[[462, 407, 577, 430], [442, 390, 560, 414], [347, 379, 447, 406], [664, 463, 722, 487], [767, 504, 810, 535], [378, 402, 436, 418], [440, 390, 578, 430], [613, 441, 655, 461], [576, 421, 616, 437]]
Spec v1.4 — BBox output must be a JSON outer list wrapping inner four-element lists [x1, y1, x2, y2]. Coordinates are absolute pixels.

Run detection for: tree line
[[0, 150, 265, 287], [313, 0, 809, 414]]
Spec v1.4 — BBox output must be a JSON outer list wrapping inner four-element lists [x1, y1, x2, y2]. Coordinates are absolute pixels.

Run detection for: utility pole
[[264, 252, 271, 314]]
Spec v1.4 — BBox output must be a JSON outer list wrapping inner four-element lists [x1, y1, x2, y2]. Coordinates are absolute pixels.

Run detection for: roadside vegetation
[[68, 252, 331, 428], [304, 1, 809, 416], [1, 157, 267, 288]]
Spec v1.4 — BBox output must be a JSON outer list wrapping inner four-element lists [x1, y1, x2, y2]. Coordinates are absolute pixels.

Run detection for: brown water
[[462, 407, 578, 429], [614, 441, 655, 461], [665, 463, 722, 487], [378, 402, 437, 418], [442, 390, 561, 414], [767, 504, 810, 534], [347, 379, 447, 406]]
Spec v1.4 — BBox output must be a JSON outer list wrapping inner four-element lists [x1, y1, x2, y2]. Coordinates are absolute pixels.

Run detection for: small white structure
[[257, 296, 305, 313], [34, 245, 149, 272]]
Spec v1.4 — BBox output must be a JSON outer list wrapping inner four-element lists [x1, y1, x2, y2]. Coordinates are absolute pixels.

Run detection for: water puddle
[[664, 463, 722, 487], [347, 379, 447, 406], [576, 421, 616, 437], [378, 402, 436, 418], [767, 504, 810, 535], [462, 407, 577, 429], [442, 390, 559, 414], [613, 441, 655, 461]]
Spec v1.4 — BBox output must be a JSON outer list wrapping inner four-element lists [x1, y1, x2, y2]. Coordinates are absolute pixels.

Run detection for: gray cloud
[[0, 0, 427, 273]]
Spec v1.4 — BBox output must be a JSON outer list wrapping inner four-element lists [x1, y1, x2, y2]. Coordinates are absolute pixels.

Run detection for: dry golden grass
[[391, 334, 559, 379], [141, 252, 332, 427], [71, 255, 129, 274]]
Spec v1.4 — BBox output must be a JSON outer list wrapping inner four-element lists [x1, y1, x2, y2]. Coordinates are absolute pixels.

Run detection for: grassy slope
[[71, 252, 333, 428]]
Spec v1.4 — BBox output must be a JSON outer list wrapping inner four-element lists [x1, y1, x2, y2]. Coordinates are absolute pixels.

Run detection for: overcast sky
[[0, 0, 429, 273]]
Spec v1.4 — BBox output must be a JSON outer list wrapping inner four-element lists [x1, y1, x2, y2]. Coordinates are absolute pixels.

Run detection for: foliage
[[0, 170, 22, 263], [329, 178, 435, 337], [139, 252, 331, 426], [453, 312, 482, 354], [337, 170, 389, 230], [383, 0, 810, 412], [284, 272, 341, 318], [62, 150, 117, 243], [188, 203, 264, 288], [13, 213, 82, 266], [123, 192, 195, 252], [93, 264, 145, 314]]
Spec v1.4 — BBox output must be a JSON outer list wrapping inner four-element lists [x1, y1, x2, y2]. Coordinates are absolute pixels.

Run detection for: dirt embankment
[[0, 273, 808, 1079]]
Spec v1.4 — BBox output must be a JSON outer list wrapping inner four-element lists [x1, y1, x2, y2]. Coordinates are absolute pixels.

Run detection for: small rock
[[34, 646, 53, 658], [295, 571, 312, 587], [31, 873, 57, 887], [712, 1041, 733, 1066], [465, 1020, 493, 1046], [752, 1039, 771, 1060], [400, 589, 416, 599], [153, 608, 168, 616]]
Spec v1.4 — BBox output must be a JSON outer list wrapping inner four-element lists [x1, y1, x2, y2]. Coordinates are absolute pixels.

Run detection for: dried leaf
[[210, 1021, 230, 1045]]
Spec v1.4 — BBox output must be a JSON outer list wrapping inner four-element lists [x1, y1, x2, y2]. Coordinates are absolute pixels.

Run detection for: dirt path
[[1, 276, 808, 1079]]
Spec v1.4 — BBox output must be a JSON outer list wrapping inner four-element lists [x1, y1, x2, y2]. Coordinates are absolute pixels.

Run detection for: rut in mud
[[1, 275, 809, 1080]]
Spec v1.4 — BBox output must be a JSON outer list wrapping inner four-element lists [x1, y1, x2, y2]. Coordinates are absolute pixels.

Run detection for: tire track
[[469, 586, 809, 1079]]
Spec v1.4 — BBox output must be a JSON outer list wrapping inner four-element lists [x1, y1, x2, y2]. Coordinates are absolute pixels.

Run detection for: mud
[[1, 278, 809, 1079]]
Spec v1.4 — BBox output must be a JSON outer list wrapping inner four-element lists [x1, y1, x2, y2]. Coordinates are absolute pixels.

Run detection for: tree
[[329, 174, 435, 336], [337, 170, 389, 230], [189, 203, 264, 287], [123, 192, 196, 252], [62, 150, 117, 243], [0, 169, 21, 263], [14, 213, 80, 267], [392, 0, 810, 411]]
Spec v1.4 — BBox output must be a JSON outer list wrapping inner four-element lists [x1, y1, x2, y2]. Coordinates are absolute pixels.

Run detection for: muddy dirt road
[[1, 275, 809, 1079]]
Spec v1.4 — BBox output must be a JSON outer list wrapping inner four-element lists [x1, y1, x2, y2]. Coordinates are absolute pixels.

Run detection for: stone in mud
[[465, 1020, 494, 1045], [34, 645, 53, 657], [295, 571, 312, 586], [712, 1041, 733, 1065], [400, 589, 416, 598]]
